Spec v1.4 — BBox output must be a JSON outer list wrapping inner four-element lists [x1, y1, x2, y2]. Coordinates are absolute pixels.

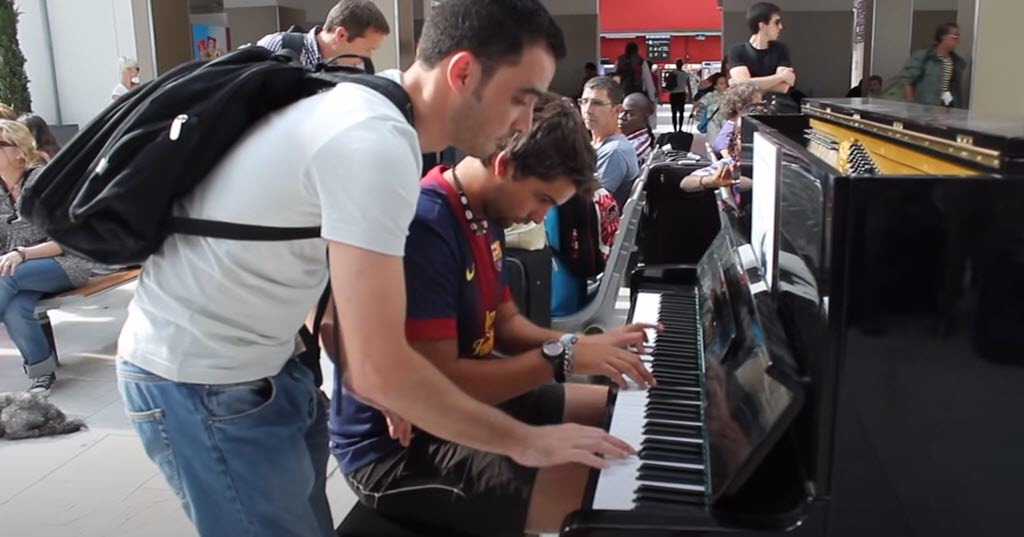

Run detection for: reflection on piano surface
[[564, 99, 1024, 537]]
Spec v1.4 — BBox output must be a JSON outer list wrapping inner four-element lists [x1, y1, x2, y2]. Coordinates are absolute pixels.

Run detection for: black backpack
[[615, 54, 645, 95], [19, 44, 412, 265], [552, 193, 605, 279], [663, 70, 678, 91]]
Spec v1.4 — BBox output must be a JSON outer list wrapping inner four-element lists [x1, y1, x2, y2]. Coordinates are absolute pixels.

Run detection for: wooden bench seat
[[35, 268, 141, 365]]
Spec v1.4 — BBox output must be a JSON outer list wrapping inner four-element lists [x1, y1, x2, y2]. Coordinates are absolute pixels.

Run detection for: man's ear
[[446, 51, 482, 98], [331, 25, 349, 42], [493, 150, 513, 180]]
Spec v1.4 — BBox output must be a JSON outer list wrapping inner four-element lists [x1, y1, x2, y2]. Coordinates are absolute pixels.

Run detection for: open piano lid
[[802, 98, 1024, 173], [700, 231, 805, 507]]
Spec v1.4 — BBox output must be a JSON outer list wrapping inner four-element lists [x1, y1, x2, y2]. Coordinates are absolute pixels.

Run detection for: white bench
[[35, 268, 141, 365]]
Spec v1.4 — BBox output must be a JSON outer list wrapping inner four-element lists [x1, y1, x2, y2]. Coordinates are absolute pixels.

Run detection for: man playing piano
[[330, 94, 657, 537]]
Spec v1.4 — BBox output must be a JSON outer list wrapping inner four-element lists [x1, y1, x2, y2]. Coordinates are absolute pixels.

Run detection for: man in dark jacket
[[896, 22, 968, 108]]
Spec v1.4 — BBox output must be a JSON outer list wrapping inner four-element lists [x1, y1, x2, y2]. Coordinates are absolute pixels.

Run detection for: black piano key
[[645, 408, 701, 422], [634, 485, 706, 507], [638, 463, 706, 486], [649, 391, 701, 403], [644, 422, 702, 439], [655, 378, 701, 389], [650, 370, 700, 381], [642, 437, 705, 456], [639, 446, 704, 465], [646, 400, 701, 414]]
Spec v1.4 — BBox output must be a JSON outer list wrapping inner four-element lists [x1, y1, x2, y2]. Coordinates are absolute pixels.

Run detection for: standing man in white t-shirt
[[115, 1, 634, 536]]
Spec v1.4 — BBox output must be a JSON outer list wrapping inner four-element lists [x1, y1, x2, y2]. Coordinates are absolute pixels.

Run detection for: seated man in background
[[331, 95, 655, 537], [620, 92, 656, 168], [257, 0, 390, 67], [580, 76, 638, 209]]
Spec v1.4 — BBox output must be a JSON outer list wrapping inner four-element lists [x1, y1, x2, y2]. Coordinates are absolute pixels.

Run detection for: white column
[[870, 0, 914, 82], [969, 0, 1024, 114]]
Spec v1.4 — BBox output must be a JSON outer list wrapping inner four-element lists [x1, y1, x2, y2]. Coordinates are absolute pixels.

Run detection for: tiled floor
[[0, 283, 358, 537], [0, 106, 696, 537]]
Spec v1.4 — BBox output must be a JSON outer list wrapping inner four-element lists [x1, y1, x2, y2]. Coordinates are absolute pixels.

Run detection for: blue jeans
[[117, 358, 333, 537], [0, 258, 73, 377]]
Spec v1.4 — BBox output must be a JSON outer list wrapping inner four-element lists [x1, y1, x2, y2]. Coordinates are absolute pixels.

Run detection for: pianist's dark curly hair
[[484, 93, 597, 196]]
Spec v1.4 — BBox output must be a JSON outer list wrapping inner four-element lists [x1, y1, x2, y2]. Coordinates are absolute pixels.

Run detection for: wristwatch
[[541, 340, 567, 383]]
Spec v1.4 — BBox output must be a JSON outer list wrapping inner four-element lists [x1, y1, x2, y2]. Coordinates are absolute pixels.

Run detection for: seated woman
[[0, 120, 95, 395], [681, 115, 753, 194], [17, 114, 61, 162], [710, 81, 763, 159]]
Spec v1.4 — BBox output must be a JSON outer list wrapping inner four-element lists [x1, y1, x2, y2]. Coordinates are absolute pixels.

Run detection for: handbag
[[697, 106, 719, 134]]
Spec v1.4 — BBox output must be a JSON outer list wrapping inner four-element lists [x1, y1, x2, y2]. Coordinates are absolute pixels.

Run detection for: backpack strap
[[168, 218, 320, 240], [313, 72, 416, 127], [281, 31, 306, 57]]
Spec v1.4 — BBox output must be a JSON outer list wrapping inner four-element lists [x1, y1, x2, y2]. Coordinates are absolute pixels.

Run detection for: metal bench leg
[[35, 311, 59, 367]]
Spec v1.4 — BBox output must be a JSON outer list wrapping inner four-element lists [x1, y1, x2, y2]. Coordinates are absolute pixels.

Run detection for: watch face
[[542, 340, 564, 357]]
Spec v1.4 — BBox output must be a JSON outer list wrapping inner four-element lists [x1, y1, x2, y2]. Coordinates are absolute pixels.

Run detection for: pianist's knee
[[562, 384, 610, 427], [525, 462, 590, 534]]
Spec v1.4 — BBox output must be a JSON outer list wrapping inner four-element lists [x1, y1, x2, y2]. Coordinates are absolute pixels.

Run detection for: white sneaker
[[28, 372, 56, 397]]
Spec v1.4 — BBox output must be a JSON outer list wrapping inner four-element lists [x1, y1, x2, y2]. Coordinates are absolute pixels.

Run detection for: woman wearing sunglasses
[[0, 120, 95, 396]]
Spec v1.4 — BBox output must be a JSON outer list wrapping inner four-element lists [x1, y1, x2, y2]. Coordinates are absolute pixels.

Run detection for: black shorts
[[344, 383, 566, 537]]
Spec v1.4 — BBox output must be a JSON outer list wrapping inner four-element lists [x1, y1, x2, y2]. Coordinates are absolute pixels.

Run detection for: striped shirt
[[256, 27, 322, 67], [940, 55, 954, 94], [626, 128, 654, 167]]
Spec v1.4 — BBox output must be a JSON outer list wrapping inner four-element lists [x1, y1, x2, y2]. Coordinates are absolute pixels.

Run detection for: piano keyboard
[[591, 289, 708, 511]]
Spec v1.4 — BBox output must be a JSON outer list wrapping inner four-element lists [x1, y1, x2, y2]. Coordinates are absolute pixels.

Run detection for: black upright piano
[[561, 99, 1024, 537]]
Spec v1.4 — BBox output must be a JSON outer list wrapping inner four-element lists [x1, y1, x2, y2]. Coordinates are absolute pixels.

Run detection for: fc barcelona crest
[[491, 241, 503, 271]]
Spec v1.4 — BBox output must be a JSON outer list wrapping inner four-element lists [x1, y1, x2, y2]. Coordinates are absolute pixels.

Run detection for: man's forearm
[[443, 350, 555, 405], [739, 73, 788, 92], [903, 84, 915, 101], [495, 312, 560, 355], [351, 342, 534, 455]]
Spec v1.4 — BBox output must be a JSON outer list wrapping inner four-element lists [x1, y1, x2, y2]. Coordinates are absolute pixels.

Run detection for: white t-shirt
[[112, 83, 129, 99], [118, 70, 422, 384]]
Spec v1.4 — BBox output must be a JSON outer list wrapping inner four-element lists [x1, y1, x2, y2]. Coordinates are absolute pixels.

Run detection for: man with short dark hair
[[257, 0, 390, 67], [581, 76, 639, 208], [117, 1, 633, 536], [334, 95, 655, 537], [727, 2, 796, 94], [620, 93, 655, 167]]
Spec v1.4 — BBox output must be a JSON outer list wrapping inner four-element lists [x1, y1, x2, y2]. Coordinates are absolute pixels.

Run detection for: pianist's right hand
[[574, 335, 657, 389], [511, 422, 635, 469]]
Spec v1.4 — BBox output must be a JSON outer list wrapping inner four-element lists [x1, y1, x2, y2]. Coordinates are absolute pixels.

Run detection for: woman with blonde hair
[[0, 120, 95, 395]]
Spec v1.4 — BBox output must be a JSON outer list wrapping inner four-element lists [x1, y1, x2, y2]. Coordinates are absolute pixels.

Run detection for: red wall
[[600, 0, 722, 33], [600, 35, 722, 64]]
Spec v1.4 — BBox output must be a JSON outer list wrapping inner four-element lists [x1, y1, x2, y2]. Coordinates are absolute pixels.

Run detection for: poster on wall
[[192, 24, 230, 60]]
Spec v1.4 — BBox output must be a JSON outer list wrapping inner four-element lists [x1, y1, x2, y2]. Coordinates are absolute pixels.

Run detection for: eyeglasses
[[578, 97, 612, 108]]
